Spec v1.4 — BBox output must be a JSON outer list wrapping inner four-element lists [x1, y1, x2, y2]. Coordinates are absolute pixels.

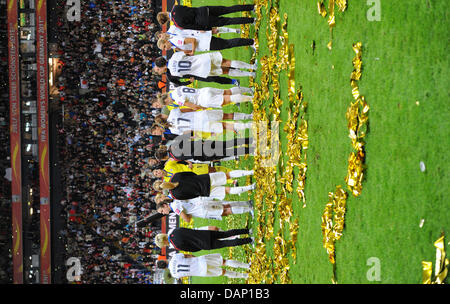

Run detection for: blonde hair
[[155, 233, 168, 248], [157, 37, 170, 50], [153, 180, 179, 192], [155, 193, 168, 204], [156, 92, 171, 105]]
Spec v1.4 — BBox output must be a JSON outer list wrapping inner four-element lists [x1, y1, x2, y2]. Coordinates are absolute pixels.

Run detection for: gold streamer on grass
[[321, 186, 348, 266], [247, 1, 308, 284], [317, 0, 347, 50], [345, 42, 369, 197], [422, 232, 449, 284]]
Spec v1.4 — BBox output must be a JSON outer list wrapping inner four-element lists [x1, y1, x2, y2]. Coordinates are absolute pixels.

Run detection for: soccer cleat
[[247, 200, 254, 208], [232, 79, 241, 86], [250, 42, 257, 53], [252, 59, 258, 70]]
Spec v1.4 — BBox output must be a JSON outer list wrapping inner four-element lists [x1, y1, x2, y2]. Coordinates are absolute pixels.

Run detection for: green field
[[182, 0, 449, 284]]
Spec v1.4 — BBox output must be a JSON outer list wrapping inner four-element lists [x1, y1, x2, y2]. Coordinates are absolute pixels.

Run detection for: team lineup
[[150, 3, 258, 281]]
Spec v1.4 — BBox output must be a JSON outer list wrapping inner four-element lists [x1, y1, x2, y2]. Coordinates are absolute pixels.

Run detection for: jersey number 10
[[177, 61, 192, 72]]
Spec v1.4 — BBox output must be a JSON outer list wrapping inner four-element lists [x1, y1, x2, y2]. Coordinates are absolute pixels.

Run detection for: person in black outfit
[[152, 170, 255, 200], [157, 4, 255, 31], [155, 227, 252, 252], [155, 134, 254, 162]]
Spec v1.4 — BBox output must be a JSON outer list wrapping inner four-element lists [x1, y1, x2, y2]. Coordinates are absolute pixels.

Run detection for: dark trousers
[[206, 5, 254, 27], [171, 137, 253, 161], [210, 229, 252, 249], [203, 137, 254, 160], [210, 36, 254, 51]]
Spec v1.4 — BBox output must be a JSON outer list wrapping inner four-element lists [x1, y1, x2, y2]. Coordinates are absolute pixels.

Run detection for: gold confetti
[[317, 0, 347, 49], [321, 186, 348, 265], [422, 232, 449, 284], [247, 1, 308, 284], [317, 1, 327, 17], [345, 42, 369, 196]]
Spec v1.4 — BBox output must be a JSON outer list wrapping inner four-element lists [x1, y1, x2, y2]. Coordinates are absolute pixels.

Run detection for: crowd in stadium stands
[[0, 0, 12, 283], [53, 0, 169, 283]]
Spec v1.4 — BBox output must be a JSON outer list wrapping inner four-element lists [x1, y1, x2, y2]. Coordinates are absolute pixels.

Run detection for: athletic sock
[[224, 270, 249, 279], [233, 112, 253, 120], [230, 60, 255, 70], [228, 183, 255, 194], [216, 27, 240, 33], [230, 86, 253, 95], [230, 94, 253, 103], [230, 205, 252, 214], [228, 69, 256, 77], [228, 170, 254, 178], [224, 259, 251, 269], [233, 122, 253, 132]]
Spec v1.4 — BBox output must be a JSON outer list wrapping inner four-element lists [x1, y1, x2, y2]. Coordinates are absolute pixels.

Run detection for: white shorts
[[208, 172, 227, 200], [202, 253, 224, 277], [193, 110, 224, 133], [209, 52, 224, 76], [195, 201, 224, 220], [198, 87, 225, 108], [209, 172, 227, 186]]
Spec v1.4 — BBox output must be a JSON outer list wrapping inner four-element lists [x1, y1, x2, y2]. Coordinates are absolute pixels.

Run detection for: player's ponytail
[[153, 180, 179, 192]]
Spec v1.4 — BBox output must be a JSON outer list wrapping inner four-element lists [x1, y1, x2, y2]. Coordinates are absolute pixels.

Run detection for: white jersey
[[170, 198, 200, 216], [168, 32, 212, 52], [167, 108, 195, 135], [168, 36, 192, 51], [168, 253, 207, 278], [167, 25, 203, 38], [170, 86, 199, 106], [167, 107, 224, 135], [170, 197, 223, 220], [168, 51, 211, 78]]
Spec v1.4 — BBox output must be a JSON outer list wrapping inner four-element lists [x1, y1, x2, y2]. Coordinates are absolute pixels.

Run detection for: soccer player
[[155, 194, 254, 222], [157, 4, 255, 31], [159, 86, 254, 109], [157, 33, 254, 54], [152, 157, 230, 182], [155, 108, 253, 136], [152, 171, 255, 200], [155, 227, 253, 252], [153, 52, 257, 82], [157, 253, 250, 279]]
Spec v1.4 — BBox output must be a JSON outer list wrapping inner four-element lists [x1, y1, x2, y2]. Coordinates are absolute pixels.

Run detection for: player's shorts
[[208, 52, 224, 76], [202, 253, 224, 277], [195, 201, 224, 220], [198, 87, 225, 108], [193, 110, 223, 133], [208, 172, 227, 200], [209, 172, 227, 186]]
